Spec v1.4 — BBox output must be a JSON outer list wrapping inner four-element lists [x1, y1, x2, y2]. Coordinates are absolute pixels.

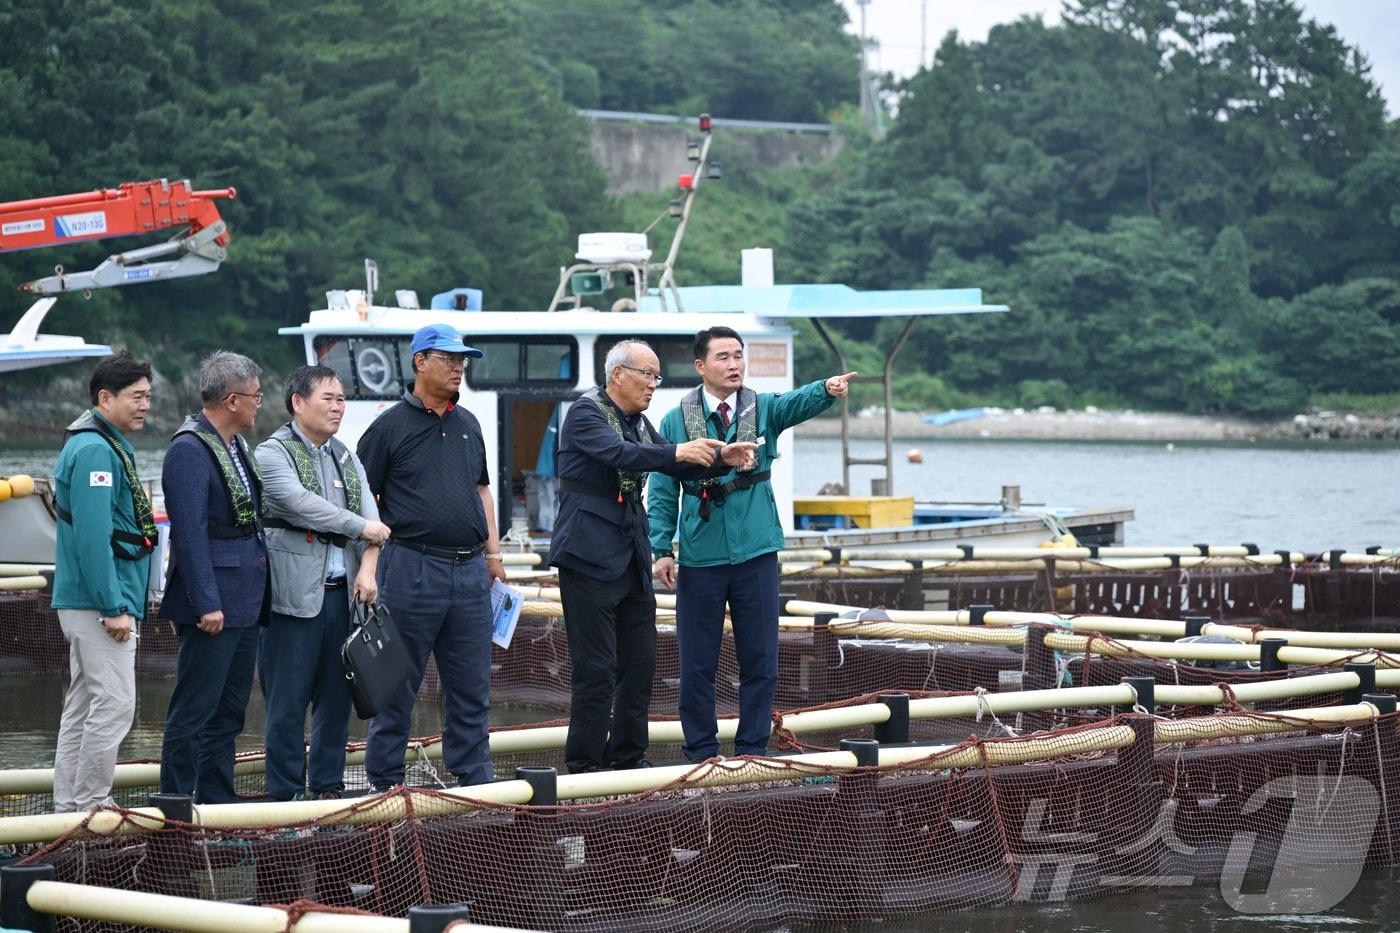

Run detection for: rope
[[976, 738, 1020, 900], [972, 686, 1019, 737]]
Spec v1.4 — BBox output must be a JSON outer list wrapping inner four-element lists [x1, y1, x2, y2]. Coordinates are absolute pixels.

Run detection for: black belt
[[394, 539, 485, 561], [54, 502, 156, 561], [208, 522, 260, 540], [265, 516, 349, 548], [682, 470, 771, 521], [324, 577, 348, 590], [561, 477, 625, 501], [560, 478, 645, 535]]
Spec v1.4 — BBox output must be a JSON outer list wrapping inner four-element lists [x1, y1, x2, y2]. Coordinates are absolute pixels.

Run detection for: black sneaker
[[315, 790, 343, 800]]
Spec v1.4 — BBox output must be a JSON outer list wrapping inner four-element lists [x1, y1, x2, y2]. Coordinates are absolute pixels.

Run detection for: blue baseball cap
[[411, 323, 482, 357]]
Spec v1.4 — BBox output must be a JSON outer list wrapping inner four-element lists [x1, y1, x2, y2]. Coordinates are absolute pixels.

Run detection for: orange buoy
[[0, 480, 11, 503], [6, 474, 34, 498], [906, 448, 923, 463]]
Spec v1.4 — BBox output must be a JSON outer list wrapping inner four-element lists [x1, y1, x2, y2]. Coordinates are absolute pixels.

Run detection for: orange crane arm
[[0, 179, 235, 253]]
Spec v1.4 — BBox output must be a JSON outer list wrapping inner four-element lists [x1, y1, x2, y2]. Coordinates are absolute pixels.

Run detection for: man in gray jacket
[[254, 365, 391, 800]]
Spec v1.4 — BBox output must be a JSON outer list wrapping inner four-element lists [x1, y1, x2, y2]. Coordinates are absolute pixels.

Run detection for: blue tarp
[[638, 284, 1008, 319], [923, 408, 987, 426]]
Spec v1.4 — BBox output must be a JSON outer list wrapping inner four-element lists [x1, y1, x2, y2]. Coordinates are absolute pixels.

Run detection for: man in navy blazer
[[158, 350, 270, 804]]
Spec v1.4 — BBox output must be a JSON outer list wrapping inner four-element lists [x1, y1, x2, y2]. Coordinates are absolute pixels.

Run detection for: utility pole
[[921, 0, 927, 70]]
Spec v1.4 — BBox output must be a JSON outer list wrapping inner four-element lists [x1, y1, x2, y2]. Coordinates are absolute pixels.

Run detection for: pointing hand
[[720, 441, 758, 469], [825, 371, 858, 397], [676, 437, 723, 466]]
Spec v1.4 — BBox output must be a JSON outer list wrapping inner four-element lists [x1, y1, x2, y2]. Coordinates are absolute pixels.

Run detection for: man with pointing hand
[[648, 325, 855, 762]]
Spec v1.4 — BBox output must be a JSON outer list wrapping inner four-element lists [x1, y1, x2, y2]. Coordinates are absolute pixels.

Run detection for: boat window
[[466, 338, 577, 388], [313, 335, 408, 400], [592, 336, 695, 385]]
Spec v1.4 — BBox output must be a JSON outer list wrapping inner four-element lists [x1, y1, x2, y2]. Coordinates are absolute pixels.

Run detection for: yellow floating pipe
[[1335, 553, 1400, 567], [0, 575, 48, 591], [1208, 625, 1400, 652], [783, 602, 1400, 655], [1045, 632, 1400, 668], [826, 622, 1028, 645], [1, 755, 269, 796], [780, 702, 892, 735], [503, 566, 555, 576], [1153, 703, 1379, 743], [1155, 671, 1363, 707], [0, 783, 535, 846], [905, 684, 1129, 721], [25, 880, 530, 933], [554, 730, 1138, 799], [877, 727, 1137, 770], [0, 807, 169, 846], [0, 563, 53, 576], [27, 880, 404, 933]]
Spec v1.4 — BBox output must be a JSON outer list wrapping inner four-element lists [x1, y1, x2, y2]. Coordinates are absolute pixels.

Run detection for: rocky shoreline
[[795, 406, 1400, 443], [3, 381, 1398, 445]]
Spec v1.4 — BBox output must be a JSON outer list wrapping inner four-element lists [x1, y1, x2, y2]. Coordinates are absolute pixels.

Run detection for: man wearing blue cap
[[357, 323, 506, 790]]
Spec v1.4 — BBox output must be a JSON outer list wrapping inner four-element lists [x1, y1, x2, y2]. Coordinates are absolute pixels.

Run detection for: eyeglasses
[[426, 351, 470, 370], [226, 391, 264, 405], [619, 364, 663, 385]]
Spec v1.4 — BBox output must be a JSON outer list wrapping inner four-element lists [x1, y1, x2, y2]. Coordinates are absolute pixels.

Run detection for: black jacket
[[547, 388, 716, 588]]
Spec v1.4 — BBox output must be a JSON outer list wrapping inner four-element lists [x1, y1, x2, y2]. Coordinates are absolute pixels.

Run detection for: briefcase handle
[[351, 599, 394, 635]]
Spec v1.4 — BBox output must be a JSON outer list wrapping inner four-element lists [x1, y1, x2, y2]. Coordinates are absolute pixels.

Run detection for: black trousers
[[559, 559, 656, 772]]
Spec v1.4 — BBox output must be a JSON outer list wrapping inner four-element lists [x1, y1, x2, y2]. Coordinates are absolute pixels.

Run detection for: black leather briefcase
[[342, 602, 414, 720]]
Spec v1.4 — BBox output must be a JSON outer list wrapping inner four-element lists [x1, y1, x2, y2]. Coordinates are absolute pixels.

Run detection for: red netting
[[14, 712, 1399, 931]]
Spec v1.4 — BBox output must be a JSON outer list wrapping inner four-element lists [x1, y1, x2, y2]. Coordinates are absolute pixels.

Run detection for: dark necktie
[[717, 400, 731, 430]]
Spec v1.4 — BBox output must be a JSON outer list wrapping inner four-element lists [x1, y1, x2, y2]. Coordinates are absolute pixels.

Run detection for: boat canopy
[[639, 284, 1008, 319]]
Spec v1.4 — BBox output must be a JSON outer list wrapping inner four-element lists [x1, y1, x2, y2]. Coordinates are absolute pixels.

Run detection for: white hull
[[0, 299, 111, 373]]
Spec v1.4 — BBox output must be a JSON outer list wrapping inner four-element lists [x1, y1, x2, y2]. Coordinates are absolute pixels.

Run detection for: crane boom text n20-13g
[[0, 179, 236, 296]]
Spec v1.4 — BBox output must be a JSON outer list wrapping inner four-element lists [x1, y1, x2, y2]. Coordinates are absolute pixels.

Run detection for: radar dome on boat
[[575, 233, 651, 264]]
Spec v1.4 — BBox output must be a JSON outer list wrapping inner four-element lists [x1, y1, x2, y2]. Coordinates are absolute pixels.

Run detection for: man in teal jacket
[[648, 326, 855, 761], [51, 353, 157, 811]]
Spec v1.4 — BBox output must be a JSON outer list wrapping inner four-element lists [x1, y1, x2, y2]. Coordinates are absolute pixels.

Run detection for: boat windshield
[[313, 334, 579, 399]]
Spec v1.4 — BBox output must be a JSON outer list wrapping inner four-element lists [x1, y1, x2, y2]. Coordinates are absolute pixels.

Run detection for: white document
[[490, 579, 524, 649]]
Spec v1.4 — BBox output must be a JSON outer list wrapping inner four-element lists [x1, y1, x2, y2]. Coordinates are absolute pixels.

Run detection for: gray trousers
[[53, 609, 137, 812]]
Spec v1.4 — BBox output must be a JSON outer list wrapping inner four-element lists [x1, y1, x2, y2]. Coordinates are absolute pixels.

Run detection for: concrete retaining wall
[[590, 120, 844, 194]]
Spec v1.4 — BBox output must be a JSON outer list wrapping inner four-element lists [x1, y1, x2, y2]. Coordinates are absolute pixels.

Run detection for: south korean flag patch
[[89, 471, 113, 487]]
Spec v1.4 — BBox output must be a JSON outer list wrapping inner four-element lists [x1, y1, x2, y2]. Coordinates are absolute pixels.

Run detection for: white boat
[[0, 298, 112, 373], [279, 270, 1131, 552]]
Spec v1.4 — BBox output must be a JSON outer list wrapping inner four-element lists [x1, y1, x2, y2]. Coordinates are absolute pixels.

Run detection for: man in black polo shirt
[[357, 323, 506, 790]]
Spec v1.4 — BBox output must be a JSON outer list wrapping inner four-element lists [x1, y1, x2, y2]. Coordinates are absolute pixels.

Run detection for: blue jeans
[[365, 542, 494, 787], [159, 624, 258, 803], [676, 552, 780, 760], [259, 595, 353, 800]]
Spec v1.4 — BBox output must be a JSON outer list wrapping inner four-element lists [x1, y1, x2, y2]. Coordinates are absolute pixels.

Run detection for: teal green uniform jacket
[[51, 412, 152, 619], [648, 379, 835, 566]]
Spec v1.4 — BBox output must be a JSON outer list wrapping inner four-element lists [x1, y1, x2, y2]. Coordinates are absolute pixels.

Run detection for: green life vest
[[576, 386, 657, 502], [678, 385, 770, 520], [262, 428, 363, 547], [173, 417, 263, 538], [56, 410, 158, 561]]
